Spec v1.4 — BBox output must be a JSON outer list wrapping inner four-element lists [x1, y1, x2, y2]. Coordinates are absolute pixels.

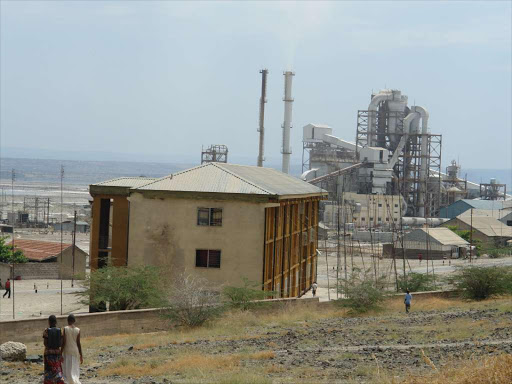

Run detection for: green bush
[[486, 248, 509, 259], [454, 266, 512, 300], [222, 277, 273, 311], [397, 272, 436, 293], [0, 237, 28, 264], [77, 265, 166, 311], [338, 268, 387, 313]]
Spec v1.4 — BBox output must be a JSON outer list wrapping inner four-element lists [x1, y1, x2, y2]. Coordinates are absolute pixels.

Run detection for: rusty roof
[[7, 239, 73, 261]]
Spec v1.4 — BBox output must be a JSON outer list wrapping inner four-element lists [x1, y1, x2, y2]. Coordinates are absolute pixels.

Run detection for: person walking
[[61, 314, 83, 384], [312, 282, 318, 297], [404, 290, 412, 314], [43, 315, 65, 384], [3, 278, 11, 298]]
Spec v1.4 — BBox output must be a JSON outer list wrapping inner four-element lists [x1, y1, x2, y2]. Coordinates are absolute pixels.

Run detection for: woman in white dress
[[61, 314, 83, 384]]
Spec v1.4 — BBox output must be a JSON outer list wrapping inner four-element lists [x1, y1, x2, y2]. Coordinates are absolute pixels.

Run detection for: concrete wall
[[127, 193, 266, 288], [0, 308, 165, 345], [0, 298, 320, 345], [0, 263, 12, 286], [12, 262, 60, 279]]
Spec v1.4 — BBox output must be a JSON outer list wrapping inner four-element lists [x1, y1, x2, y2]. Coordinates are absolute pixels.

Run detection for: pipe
[[412, 106, 429, 217], [281, 71, 295, 174], [257, 69, 268, 167], [367, 90, 393, 147]]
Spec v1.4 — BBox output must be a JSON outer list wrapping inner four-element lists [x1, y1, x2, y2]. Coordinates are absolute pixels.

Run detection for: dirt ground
[[2, 296, 512, 383]]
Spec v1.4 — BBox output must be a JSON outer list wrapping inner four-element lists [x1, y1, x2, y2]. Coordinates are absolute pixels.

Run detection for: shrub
[[454, 266, 512, 300], [163, 273, 222, 327], [0, 237, 28, 264], [222, 277, 273, 311], [77, 265, 166, 311], [338, 268, 387, 313], [397, 272, 436, 293]]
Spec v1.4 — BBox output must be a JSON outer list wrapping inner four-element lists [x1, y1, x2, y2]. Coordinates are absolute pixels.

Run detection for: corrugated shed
[[135, 163, 325, 197], [455, 216, 512, 238], [405, 228, 468, 246]]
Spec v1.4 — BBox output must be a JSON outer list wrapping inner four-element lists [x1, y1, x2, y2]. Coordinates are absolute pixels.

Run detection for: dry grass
[[99, 350, 275, 378], [380, 295, 512, 315], [397, 354, 512, 384]]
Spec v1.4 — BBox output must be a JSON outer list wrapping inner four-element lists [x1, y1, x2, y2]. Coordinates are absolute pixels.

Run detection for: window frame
[[197, 207, 223, 227], [195, 249, 221, 268]]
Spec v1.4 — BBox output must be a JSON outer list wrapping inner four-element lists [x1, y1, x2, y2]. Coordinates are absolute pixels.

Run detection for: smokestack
[[257, 69, 268, 167], [281, 71, 295, 174]]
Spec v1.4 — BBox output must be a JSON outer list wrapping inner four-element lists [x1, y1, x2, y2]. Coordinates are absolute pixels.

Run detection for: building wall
[[58, 246, 87, 279], [439, 201, 471, 219], [127, 193, 266, 288], [324, 193, 403, 229], [263, 198, 320, 298], [0, 263, 12, 285], [11, 262, 60, 279]]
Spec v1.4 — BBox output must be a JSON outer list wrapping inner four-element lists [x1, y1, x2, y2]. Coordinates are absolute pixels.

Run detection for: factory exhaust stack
[[257, 69, 268, 167], [281, 71, 295, 174]]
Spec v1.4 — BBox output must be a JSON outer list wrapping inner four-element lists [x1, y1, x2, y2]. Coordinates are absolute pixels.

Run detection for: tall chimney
[[257, 69, 268, 167], [281, 71, 295, 174]]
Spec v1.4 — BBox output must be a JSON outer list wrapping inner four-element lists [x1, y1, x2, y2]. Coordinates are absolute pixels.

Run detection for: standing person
[[62, 314, 83, 384], [312, 282, 318, 297], [404, 290, 412, 314], [3, 278, 10, 298], [43, 315, 64, 384]]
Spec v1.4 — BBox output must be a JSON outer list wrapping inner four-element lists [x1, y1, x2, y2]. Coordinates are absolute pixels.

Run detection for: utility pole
[[60, 165, 64, 315], [72, 210, 77, 288], [469, 208, 473, 263], [11, 169, 15, 319]]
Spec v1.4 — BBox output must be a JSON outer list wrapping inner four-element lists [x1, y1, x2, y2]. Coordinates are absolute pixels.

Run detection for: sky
[[0, 1, 511, 169]]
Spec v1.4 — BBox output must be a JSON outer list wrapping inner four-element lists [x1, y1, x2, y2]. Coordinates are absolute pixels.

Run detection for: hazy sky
[[1, 1, 511, 169]]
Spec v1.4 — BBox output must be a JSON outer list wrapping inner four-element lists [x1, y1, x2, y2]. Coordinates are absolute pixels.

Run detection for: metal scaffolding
[[201, 144, 228, 164]]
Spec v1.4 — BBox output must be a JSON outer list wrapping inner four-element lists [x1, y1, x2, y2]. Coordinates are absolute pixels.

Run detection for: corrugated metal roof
[[405, 228, 468, 246], [455, 216, 512, 238], [93, 177, 158, 188], [460, 199, 511, 210], [135, 163, 326, 197], [7, 239, 73, 261]]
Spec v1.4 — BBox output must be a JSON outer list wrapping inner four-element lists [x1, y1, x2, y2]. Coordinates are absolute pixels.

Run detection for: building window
[[378, 204, 382, 207], [394, 218, 398, 221], [197, 208, 222, 226], [361, 217, 365, 221], [386, 217, 390, 221], [394, 204, 398, 208], [195, 250, 221, 268], [378, 217, 382, 221]]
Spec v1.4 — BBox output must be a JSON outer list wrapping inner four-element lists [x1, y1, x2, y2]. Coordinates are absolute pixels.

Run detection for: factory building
[[443, 216, 512, 247], [439, 200, 511, 219], [89, 163, 327, 298], [383, 227, 469, 260]]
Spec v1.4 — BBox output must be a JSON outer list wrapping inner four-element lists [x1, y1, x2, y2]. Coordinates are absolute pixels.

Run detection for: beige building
[[89, 163, 327, 298], [324, 192, 404, 229]]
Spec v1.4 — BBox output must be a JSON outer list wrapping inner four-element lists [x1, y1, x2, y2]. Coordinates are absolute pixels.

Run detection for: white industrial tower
[[281, 71, 295, 174]]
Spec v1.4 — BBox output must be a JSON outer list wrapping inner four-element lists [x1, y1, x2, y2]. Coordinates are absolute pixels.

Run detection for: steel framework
[[201, 144, 228, 164]]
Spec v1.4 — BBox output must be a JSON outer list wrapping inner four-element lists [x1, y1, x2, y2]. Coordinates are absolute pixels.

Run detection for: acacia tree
[[0, 237, 27, 264], [77, 264, 166, 311]]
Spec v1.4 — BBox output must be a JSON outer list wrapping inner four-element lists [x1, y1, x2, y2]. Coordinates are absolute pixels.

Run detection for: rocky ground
[[1, 296, 511, 383]]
